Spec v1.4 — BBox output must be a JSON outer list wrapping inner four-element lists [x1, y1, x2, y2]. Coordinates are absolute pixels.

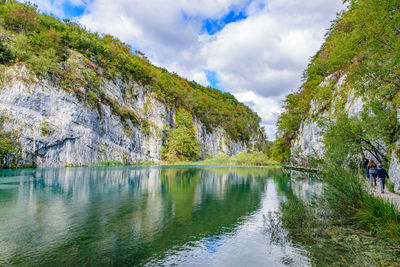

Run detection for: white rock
[[0, 65, 249, 167]]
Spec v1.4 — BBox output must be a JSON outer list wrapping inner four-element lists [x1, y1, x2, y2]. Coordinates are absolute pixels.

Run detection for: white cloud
[[30, 0, 345, 140]]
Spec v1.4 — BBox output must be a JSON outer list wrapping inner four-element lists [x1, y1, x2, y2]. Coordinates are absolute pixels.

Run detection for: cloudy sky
[[29, 0, 345, 140]]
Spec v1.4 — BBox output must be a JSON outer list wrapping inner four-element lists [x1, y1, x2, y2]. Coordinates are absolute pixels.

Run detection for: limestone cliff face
[[0, 64, 248, 167], [291, 75, 400, 193]]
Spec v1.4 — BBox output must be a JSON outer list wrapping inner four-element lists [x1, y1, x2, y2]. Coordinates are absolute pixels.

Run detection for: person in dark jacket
[[375, 164, 389, 193]]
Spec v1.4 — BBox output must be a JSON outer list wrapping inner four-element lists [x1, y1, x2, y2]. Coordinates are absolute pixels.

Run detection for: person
[[361, 158, 369, 179], [375, 164, 389, 193], [368, 160, 377, 186]]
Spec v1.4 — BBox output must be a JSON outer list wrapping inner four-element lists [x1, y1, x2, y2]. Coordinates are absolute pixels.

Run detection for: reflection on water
[[0, 166, 315, 266]]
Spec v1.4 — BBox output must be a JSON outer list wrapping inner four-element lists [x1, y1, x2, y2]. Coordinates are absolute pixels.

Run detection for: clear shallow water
[[0, 166, 318, 266]]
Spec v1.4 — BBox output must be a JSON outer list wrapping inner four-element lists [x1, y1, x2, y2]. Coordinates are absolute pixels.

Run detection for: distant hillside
[[0, 1, 266, 167]]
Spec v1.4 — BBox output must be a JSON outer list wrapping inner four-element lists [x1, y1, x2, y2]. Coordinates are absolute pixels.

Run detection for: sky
[[28, 0, 345, 140]]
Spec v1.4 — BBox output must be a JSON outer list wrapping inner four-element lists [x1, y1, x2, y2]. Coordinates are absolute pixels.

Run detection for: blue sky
[[29, 0, 344, 140], [201, 5, 249, 36], [61, 2, 85, 18]]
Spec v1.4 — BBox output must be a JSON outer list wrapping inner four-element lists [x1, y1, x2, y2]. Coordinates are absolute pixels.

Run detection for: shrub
[[86, 91, 98, 108], [387, 182, 395, 193], [162, 108, 200, 162], [94, 160, 124, 167], [356, 194, 400, 243], [0, 129, 19, 168], [40, 120, 54, 136]]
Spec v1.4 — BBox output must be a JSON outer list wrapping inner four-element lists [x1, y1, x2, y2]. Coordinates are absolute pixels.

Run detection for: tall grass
[[265, 173, 400, 265], [174, 152, 278, 166], [356, 194, 400, 242], [316, 161, 400, 245], [317, 162, 365, 220], [93, 160, 124, 167]]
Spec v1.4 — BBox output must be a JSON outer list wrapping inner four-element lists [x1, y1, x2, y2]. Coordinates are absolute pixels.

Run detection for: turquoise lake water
[[0, 166, 319, 266]]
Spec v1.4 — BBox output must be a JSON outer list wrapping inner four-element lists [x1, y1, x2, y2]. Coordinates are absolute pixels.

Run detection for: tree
[[0, 130, 18, 167], [162, 108, 200, 161]]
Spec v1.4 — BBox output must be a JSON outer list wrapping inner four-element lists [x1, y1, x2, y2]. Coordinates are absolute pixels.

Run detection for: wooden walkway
[[282, 165, 320, 173]]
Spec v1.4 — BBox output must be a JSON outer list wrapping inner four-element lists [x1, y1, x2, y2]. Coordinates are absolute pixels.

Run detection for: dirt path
[[366, 179, 400, 210]]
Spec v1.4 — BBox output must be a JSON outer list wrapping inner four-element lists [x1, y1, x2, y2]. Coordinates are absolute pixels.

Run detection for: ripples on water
[[0, 166, 319, 266]]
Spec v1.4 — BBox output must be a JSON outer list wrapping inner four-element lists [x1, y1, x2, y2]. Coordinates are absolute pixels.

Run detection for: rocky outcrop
[[193, 118, 247, 157], [0, 64, 248, 167], [291, 74, 400, 193], [389, 143, 400, 193], [291, 118, 324, 160]]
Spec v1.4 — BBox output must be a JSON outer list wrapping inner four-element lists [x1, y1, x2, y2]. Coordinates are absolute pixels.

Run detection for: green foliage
[[270, 137, 290, 163], [316, 135, 400, 245], [274, 0, 400, 160], [356, 194, 400, 242], [93, 160, 124, 167], [387, 181, 395, 193], [322, 106, 396, 164], [40, 120, 54, 136], [85, 90, 98, 108], [229, 152, 275, 166], [266, 175, 400, 265], [173, 152, 277, 166], [162, 108, 200, 162], [141, 120, 151, 135], [0, 129, 18, 166], [0, 42, 14, 64], [0, 1, 265, 144]]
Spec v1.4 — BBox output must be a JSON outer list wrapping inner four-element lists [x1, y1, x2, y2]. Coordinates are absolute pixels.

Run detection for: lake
[[0, 166, 320, 266]]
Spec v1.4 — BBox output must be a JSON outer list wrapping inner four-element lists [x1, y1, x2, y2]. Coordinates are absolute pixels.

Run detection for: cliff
[[0, 2, 266, 167], [274, 0, 400, 192], [0, 63, 252, 167]]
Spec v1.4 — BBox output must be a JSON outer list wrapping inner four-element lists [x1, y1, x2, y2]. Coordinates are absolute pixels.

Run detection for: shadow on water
[[0, 166, 291, 266]]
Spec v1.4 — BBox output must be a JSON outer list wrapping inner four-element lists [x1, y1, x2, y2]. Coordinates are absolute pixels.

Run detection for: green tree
[[162, 108, 200, 161], [0, 130, 18, 167]]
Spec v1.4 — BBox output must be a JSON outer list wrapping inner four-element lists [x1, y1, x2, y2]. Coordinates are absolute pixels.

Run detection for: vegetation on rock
[[0, 0, 265, 148], [273, 0, 400, 162], [161, 108, 200, 162]]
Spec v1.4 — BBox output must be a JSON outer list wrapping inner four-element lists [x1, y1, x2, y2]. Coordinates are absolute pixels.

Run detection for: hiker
[[375, 164, 389, 193], [368, 160, 377, 186], [360, 158, 369, 178]]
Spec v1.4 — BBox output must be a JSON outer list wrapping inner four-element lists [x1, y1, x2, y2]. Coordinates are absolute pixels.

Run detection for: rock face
[[291, 119, 324, 160], [389, 143, 400, 193], [291, 74, 400, 193], [0, 65, 248, 167]]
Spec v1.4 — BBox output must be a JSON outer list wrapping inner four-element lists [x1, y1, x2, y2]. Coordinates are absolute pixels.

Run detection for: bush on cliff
[[161, 108, 200, 162]]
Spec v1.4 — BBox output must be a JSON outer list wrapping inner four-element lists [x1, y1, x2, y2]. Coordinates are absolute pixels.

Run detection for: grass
[[172, 152, 279, 166], [356, 194, 400, 242], [388, 181, 395, 193], [93, 160, 124, 167], [315, 161, 400, 245], [265, 173, 400, 266], [137, 161, 155, 166]]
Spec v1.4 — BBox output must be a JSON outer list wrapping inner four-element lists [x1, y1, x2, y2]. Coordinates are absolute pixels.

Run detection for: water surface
[[0, 166, 318, 266]]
